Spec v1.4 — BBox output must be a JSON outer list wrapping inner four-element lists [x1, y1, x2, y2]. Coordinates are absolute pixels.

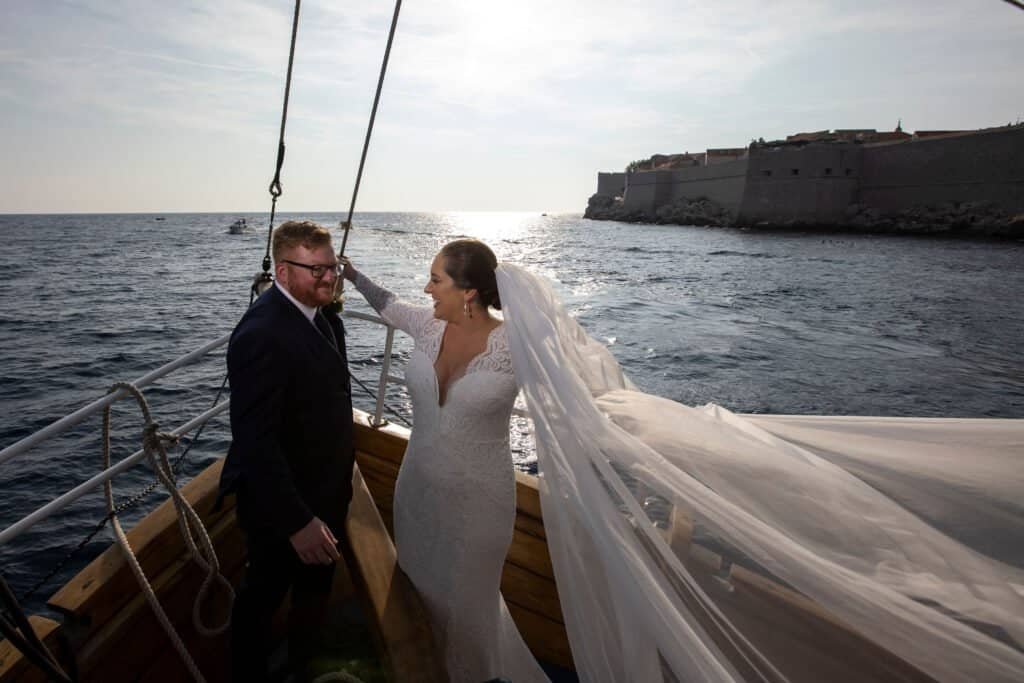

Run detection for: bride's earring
[[464, 301, 472, 318]]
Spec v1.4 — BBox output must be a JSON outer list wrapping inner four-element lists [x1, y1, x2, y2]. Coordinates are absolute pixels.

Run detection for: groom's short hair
[[272, 220, 333, 262]]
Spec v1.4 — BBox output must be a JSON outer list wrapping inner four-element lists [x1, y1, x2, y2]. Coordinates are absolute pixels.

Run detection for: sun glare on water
[[446, 211, 535, 242]]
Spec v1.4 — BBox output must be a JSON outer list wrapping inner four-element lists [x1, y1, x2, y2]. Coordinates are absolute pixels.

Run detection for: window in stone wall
[[762, 169, 773, 176], [791, 168, 800, 175], [845, 168, 854, 176], [824, 168, 833, 175]]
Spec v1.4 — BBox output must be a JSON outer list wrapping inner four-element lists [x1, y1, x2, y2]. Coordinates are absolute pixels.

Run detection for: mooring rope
[[102, 382, 234, 683], [20, 374, 230, 604]]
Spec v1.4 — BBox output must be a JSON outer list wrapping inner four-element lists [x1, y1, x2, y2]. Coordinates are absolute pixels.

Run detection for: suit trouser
[[230, 530, 336, 683]]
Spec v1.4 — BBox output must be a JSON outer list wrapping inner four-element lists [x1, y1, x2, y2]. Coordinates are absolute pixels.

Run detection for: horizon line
[[0, 209, 584, 217]]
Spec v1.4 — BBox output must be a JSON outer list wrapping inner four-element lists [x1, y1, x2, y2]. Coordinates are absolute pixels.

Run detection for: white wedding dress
[[353, 273, 549, 683]]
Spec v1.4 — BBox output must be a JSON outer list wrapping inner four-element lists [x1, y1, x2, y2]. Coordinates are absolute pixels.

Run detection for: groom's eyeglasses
[[282, 259, 341, 280]]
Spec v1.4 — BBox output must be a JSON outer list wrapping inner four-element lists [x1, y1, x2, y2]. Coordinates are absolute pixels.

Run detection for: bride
[[344, 240, 1024, 683], [343, 239, 549, 683]]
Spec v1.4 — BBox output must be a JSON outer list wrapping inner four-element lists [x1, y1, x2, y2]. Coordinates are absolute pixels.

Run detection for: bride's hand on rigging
[[339, 256, 358, 282]]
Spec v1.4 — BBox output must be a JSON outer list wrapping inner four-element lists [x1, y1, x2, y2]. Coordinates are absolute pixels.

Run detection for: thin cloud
[[2, 0, 1021, 212], [81, 44, 273, 75]]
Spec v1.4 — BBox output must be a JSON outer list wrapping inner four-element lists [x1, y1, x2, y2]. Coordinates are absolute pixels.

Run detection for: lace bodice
[[353, 271, 518, 442]]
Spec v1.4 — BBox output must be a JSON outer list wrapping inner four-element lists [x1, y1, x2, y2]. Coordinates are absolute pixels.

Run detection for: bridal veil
[[495, 263, 1024, 683]]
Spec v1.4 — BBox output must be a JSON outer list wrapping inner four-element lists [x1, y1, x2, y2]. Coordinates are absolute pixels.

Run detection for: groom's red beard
[[292, 279, 337, 308], [314, 279, 337, 306]]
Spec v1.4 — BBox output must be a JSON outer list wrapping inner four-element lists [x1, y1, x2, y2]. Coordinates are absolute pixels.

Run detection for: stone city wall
[[586, 126, 1024, 236], [858, 126, 1024, 214], [738, 144, 862, 225], [596, 172, 627, 198], [622, 159, 748, 215]]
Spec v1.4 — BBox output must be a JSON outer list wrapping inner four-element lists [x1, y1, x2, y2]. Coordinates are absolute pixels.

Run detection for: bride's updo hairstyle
[[440, 239, 502, 310]]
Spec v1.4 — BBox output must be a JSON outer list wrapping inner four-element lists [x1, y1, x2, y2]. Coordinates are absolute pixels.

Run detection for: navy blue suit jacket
[[220, 284, 355, 542]]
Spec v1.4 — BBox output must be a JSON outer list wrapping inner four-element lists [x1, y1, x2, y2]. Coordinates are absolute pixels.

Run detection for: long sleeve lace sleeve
[[353, 271, 435, 339]]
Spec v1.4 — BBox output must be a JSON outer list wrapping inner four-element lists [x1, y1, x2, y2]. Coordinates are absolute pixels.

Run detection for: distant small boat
[[154, 217, 165, 221], [227, 218, 247, 234]]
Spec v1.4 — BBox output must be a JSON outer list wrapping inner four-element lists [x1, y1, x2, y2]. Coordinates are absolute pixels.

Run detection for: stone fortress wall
[[625, 160, 749, 216], [858, 126, 1024, 214], [588, 125, 1024, 235]]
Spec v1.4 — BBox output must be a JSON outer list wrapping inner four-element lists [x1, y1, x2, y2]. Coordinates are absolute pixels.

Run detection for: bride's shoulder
[[474, 322, 513, 375], [490, 320, 509, 348]]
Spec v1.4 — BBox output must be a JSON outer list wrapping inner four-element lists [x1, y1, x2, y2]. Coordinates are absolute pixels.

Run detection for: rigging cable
[[0, 574, 73, 682], [337, 0, 403, 258], [253, 0, 303, 302]]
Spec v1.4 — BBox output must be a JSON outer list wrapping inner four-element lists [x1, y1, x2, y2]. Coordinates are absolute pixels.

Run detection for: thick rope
[[21, 374, 230, 604], [102, 382, 235, 683]]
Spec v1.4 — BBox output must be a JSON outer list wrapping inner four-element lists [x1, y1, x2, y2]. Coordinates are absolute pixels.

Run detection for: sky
[[2, 0, 1022, 214]]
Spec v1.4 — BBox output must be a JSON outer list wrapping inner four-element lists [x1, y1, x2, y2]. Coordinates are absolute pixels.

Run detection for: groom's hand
[[289, 516, 341, 565]]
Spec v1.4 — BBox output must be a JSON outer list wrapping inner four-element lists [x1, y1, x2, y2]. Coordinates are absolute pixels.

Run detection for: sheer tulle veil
[[495, 262, 1024, 682]]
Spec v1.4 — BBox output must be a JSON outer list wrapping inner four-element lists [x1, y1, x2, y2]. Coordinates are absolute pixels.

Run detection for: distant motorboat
[[154, 217, 165, 221], [228, 218, 247, 234]]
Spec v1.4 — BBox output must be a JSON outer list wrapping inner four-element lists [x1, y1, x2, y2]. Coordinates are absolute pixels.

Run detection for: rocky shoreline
[[584, 194, 1024, 238]]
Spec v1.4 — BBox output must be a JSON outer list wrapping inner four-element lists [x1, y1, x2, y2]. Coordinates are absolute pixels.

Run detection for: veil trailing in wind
[[495, 263, 1024, 683]]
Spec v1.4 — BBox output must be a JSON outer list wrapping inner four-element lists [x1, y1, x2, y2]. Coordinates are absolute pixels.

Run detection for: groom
[[220, 220, 355, 681]]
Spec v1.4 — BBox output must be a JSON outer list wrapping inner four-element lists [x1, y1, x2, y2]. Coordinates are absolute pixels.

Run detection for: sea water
[[1, 211, 1022, 611]]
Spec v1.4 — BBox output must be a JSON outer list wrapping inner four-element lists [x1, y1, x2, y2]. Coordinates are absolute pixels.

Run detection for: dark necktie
[[314, 311, 337, 348]]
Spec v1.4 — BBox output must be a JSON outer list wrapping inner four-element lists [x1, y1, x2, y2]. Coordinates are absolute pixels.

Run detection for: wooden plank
[[514, 471, 543, 520], [131, 559, 248, 683], [665, 505, 693, 557], [501, 563, 564, 625], [355, 450, 401, 482], [506, 527, 555, 580], [720, 566, 937, 683], [71, 510, 245, 681], [47, 461, 232, 628], [344, 465, 446, 683], [513, 510, 547, 541], [0, 616, 66, 683], [507, 602, 574, 670], [353, 411, 410, 466]]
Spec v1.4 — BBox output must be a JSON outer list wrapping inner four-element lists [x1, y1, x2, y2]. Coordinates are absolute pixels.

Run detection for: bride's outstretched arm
[[342, 259, 435, 339]]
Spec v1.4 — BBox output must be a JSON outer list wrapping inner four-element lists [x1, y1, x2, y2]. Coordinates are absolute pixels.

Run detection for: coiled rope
[[102, 382, 234, 683], [20, 374, 229, 604]]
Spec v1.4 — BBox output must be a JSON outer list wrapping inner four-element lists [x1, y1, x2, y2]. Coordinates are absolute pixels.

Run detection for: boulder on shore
[[584, 194, 1024, 238], [584, 194, 732, 227]]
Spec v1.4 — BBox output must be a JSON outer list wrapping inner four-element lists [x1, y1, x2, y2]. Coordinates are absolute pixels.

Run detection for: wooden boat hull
[[354, 411, 939, 682], [2, 407, 949, 682], [0, 409, 445, 683]]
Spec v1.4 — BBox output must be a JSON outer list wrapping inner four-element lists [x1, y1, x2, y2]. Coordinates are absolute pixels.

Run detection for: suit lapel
[[268, 285, 345, 367]]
